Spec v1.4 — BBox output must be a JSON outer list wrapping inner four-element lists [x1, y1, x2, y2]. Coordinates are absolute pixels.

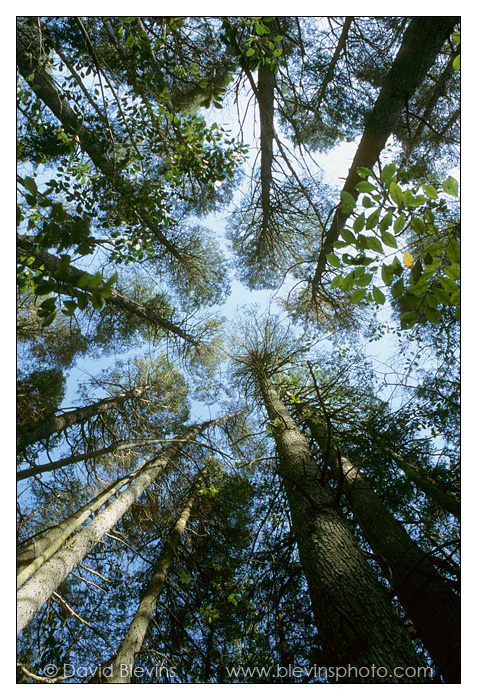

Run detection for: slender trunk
[[257, 371, 428, 682], [375, 438, 460, 519], [104, 473, 204, 683], [314, 17, 353, 113], [16, 438, 166, 481], [258, 63, 275, 230], [17, 384, 151, 453], [296, 405, 460, 683], [312, 16, 459, 292], [17, 456, 152, 586], [17, 239, 202, 349], [17, 418, 221, 633]]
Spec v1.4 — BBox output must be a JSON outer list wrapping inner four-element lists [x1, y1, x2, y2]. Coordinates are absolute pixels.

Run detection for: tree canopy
[[17, 16, 460, 685]]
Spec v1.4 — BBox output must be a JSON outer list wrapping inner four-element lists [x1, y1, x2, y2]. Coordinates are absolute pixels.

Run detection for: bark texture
[[104, 474, 203, 683], [17, 420, 218, 633], [298, 407, 460, 683], [312, 16, 459, 292], [257, 371, 428, 682]]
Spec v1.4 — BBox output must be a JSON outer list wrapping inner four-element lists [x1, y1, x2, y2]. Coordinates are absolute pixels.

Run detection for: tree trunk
[[296, 404, 460, 682], [16, 32, 187, 266], [257, 371, 428, 682], [258, 63, 275, 230], [17, 456, 152, 586], [17, 418, 223, 633], [314, 17, 353, 113], [17, 238, 202, 349], [104, 473, 204, 683], [17, 383, 151, 453], [312, 16, 459, 292]]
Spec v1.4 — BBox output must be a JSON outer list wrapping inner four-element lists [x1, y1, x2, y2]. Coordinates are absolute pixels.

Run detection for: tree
[[17, 16, 460, 685]]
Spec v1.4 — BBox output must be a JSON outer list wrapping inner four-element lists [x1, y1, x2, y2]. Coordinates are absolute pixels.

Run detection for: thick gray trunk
[[295, 405, 460, 682], [104, 474, 203, 683], [258, 373, 428, 682]]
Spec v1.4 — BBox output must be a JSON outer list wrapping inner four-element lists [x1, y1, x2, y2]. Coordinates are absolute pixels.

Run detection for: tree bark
[[17, 418, 223, 633], [17, 238, 202, 349], [17, 457, 151, 586], [17, 383, 151, 453], [312, 16, 459, 293], [257, 371, 428, 682], [104, 473, 204, 683], [258, 63, 275, 231], [296, 404, 460, 682]]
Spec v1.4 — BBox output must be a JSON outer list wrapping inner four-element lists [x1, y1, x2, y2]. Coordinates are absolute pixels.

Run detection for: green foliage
[[332, 163, 460, 328]]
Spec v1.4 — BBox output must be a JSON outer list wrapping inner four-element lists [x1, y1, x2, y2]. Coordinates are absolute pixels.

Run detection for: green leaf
[[362, 196, 374, 209], [355, 273, 373, 287], [326, 253, 342, 268], [23, 176, 37, 197], [381, 264, 394, 286], [450, 288, 460, 306], [453, 55, 460, 70], [446, 240, 460, 263], [340, 191, 356, 213], [381, 230, 397, 249], [340, 228, 356, 245], [342, 271, 354, 292], [355, 181, 377, 193], [422, 184, 438, 199], [353, 213, 365, 233], [423, 306, 441, 324], [410, 217, 425, 236], [440, 276, 459, 294], [400, 310, 418, 330], [393, 212, 406, 234], [434, 287, 451, 306], [391, 278, 404, 298], [366, 208, 381, 230], [366, 236, 384, 253], [379, 211, 393, 232], [357, 167, 374, 179], [389, 182, 403, 206], [91, 292, 106, 310], [442, 176, 459, 197], [381, 162, 397, 182], [86, 272, 103, 288], [372, 285, 386, 305], [350, 288, 367, 302], [330, 274, 343, 289]]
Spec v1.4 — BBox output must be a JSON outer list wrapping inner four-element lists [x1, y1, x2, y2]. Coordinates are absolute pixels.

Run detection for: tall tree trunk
[[258, 63, 275, 231], [256, 370, 428, 682], [104, 472, 204, 683], [295, 403, 460, 682], [17, 383, 151, 453], [312, 16, 459, 293], [17, 238, 202, 349], [17, 455, 152, 586], [17, 417, 225, 633]]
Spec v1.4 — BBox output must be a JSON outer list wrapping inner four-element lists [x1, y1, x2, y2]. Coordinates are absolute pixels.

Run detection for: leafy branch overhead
[[327, 163, 460, 328]]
